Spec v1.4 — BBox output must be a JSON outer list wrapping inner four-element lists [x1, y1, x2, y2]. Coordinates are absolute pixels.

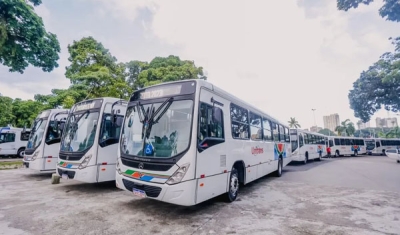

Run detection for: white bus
[[327, 136, 367, 157], [115, 79, 292, 206], [364, 138, 400, 155], [22, 109, 69, 172], [290, 129, 326, 164], [0, 126, 31, 158], [57, 98, 127, 183]]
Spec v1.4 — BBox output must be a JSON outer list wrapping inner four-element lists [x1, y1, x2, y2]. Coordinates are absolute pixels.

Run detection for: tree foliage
[[348, 37, 400, 122], [318, 128, 337, 136], [0, 96, 14, 126], [0, 96, 44, 128], [0, 0, 61, 73], [287, 117, 301, 128], [337, 0, 400, 22], [335, 119, 356, 136]]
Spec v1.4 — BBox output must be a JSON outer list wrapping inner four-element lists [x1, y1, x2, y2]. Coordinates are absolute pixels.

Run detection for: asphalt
[[0, 155, 399, 235]]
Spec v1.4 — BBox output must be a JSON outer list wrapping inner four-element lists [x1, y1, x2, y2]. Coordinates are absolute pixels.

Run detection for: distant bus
[[364, 138, 400, 155], [57, 98, 127, 183], [115, 79, 292, 206], [327, 136, 367, 157], [0, 126, 31, 158], [290, 129, 326, 164], [23, 109, 69, 172]]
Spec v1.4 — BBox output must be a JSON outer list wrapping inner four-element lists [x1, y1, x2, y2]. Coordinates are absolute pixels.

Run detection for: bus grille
[[59, 154, 82, 161], [121, 157, 174, 171], [122, 179, 162, 198]]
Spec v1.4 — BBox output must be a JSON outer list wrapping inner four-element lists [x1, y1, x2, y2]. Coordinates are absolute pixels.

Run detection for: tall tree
[[34, 84, 88, 109], [65, 37, 131, 99], [318, 128, 337, 136], [386, 126, 400, 138], [337, 0, 400, 22], [335, 119, 356, 136], [0, 0, 61, 73], [11, 98, 44, 127], [0, 96, 14, 126], [134, 55, 207, 89], [348, 37, 400, 122], [288, 117, 301, 128]]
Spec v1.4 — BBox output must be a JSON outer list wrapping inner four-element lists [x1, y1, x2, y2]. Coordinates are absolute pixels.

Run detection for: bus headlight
[[78, 154, 92, 169], [166, 163, 190, 185], [31, 151, 40, 161]]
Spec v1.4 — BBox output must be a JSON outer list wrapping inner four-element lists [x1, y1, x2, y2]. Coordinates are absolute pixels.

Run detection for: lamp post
[[311, 109, 316, 127]]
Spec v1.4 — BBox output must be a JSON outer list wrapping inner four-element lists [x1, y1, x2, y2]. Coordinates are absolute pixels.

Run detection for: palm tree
[[335, 119, 356, 136], [288, 117, 301, 128]]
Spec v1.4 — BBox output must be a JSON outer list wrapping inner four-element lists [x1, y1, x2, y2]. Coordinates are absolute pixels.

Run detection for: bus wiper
[[65, 110, 90, 151], [137, 97, 174, 155]]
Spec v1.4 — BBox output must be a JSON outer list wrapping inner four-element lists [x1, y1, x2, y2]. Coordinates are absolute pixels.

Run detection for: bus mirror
[[60, 122, 65, 133]]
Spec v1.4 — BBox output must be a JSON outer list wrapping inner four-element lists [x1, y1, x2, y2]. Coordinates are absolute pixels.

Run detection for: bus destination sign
[[74, 99, 102, 112], [139, 84, 183, 100]]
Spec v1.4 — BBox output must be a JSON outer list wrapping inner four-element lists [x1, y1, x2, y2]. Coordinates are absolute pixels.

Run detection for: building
[[323, 113, 340, 132], [376, 117, 398, 128], [310, 126, 322, 133], [356, 120, 370, 129]]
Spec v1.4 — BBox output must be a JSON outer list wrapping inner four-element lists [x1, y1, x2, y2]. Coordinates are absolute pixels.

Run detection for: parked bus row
[[4, 79, 398, 207]]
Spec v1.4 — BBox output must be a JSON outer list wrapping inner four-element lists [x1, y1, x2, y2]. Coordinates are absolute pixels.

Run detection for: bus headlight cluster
[[116, 159, 122, 174], [31, 151, 40, 161], [166, 163, 190, 185], [78, 154, 92, 169]]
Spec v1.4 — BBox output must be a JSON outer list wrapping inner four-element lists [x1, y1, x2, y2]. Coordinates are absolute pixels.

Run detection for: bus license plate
[[62, 174, 69, 180], [133, 188, 146, 198]]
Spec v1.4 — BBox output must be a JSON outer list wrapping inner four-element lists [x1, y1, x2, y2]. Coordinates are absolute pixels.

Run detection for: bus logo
[[274, 143, 286, 159], [351, 145, 360, 151], [138, 163, 144, 169], [251, 147, 264, 155]]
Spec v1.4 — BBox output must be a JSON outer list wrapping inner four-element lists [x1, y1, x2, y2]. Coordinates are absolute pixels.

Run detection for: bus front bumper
[[57, 165, 97, 183], [116, 173, 197, 206]]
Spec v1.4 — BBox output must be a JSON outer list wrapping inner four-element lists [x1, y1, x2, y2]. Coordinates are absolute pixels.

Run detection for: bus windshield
[[365, 140, 375, 150], [26, 118, 48, 150], [121, 99, 193, 158], [60, 111, 100, 152]]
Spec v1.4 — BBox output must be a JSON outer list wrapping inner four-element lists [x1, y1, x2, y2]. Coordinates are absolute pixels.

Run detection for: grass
[[0, 161, 23, 170]]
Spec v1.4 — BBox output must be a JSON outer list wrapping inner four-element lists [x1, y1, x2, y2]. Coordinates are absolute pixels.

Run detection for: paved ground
[[0, 155, 399, 235]]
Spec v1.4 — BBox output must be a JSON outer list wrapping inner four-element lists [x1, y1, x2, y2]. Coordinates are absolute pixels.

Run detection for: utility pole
[[311, 109, 316, 127]]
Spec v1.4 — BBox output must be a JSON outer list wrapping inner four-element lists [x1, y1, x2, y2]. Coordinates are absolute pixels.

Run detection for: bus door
[[43, 112, 69, 171], [196, 88, 228, 204], [96, 102, 126, 182]]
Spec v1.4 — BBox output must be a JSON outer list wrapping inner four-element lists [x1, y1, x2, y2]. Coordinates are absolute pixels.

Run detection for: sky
[[1, 0, 400, 129]]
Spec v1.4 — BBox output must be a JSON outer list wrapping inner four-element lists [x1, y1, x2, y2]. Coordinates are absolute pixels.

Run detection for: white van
[[0, 126, 31, 157]]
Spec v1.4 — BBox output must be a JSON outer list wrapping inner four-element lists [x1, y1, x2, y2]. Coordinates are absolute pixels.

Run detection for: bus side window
[[249, 112, 262, 141], [21, 132, 30, 141], [284, 127, 290, 142], [5, 133, 15, 143], [299, 134, 304, 147], [329, 140, 334, 147], [304, 134, 309, 144], [376, 141, 380, 147], [334, 138, 340, 145], [230, 103, 249, 139], [199, 102, 224, 142], [278, 125, 285, 142], [262, 118, 273, 141], [271, 122, 279, 141]]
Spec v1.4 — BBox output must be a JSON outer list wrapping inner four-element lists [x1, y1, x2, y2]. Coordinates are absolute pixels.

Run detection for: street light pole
[[311, 109, 316, 127]]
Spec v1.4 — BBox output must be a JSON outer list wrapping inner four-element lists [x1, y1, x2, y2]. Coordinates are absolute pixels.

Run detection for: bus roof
[[290, 128, 326, 137], [132, 79, 289, 128]]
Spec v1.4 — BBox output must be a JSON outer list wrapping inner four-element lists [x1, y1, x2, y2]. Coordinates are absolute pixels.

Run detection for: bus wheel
[[275, 157, 283, 177], [225, 167, 239, 202], [397, 160, 400, 163], [17, 148, 25, 158]]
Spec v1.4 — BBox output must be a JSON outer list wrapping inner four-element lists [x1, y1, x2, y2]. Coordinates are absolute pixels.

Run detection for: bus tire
[[382, 150, 386, 156], [275, 157, 283, 177], [397, 160, 400, 163], [303, 153, 308, 164], [17, 148, 25, 158], [225, 167, 239, 202]]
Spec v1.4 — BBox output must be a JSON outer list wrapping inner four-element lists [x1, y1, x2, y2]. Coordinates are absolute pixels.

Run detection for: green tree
[[318, 128, 337, 136], [348, 37, 400, 122], [337, 0, 400, 22], [386, 126, 400, 138], [0, 0, 61, 73], [0, 96, 14, 126], [287, 117, 301, 128], [34, 84, 88, 109], [11, 99, 44, 127], [65, 37, 131, 99], [335, 119, 356, 136], [134, 55, 207, 89]]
